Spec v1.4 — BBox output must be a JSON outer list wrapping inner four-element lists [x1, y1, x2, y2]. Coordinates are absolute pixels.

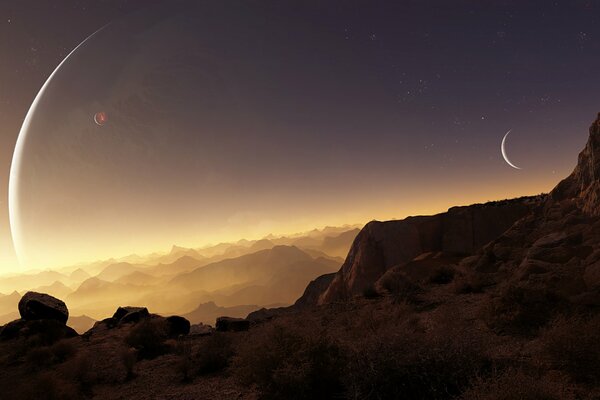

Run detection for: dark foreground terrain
[[3, 114, 600, 399]]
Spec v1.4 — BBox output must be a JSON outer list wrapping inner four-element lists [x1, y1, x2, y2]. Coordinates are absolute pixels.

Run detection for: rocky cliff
[[301, 113, 600, 306], [315, 198, 541, 304]]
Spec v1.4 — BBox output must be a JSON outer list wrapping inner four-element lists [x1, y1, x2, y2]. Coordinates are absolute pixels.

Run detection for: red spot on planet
[[94, 111, 108, 126]]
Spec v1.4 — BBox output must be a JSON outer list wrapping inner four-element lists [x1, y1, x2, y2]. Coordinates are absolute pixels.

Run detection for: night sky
[[1, 0, 600, 271]]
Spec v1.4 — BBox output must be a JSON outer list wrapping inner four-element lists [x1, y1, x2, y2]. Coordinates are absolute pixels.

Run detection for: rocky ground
[[2, 114, 600, 399]]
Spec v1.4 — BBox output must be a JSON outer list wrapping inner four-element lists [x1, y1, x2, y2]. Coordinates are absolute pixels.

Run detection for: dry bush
[[175, 333, 234, 382], [233, 323, 345, 400], [540, 315, 600, 383], [196, 333, 234, 375], [25, 346, 54, 369], [362, 284, 381, 299], [120, 347, 137, 381], [428, 265, 456, 284], [19, 372, 79, 400], [460, 369, 576, 400], [175, 339, 194, 382], [484, 285, 568, 335], [51, 339, 77, 363], [63, 352, 98, 396], [125, 319, 169, 359], [379, 270, 423, 303], [453, 272, 485, 294], [345, 329, 492, 400]]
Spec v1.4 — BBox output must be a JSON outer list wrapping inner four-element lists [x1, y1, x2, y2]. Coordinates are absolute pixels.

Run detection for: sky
[[1, 0, 600, 272]]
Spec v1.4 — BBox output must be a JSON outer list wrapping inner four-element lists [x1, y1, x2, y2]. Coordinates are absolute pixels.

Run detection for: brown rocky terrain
[[2, 115, 600, 399]]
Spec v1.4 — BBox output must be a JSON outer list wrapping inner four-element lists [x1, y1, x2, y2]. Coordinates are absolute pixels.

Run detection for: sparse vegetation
[[233, 323, 346, 399], [540, 315, 600, 383], [25, 346, 54, 369], [484, 285, 568, 335], [379, 270, 423, 303], [51, 339, 77, 363], [125, 319, 169, 359], [346, 329, 492, 400], [460, 369, 576, 400], [428, 265, 455, 284], [120, 347, 137, 381], [196, 332, 234, 375], [453, 272, 485, 294], [362, 284, 380, 299]]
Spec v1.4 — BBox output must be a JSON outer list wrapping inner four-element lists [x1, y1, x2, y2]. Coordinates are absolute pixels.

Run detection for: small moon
[[501, 129, 522, 170], [94, 111, 108, 126]]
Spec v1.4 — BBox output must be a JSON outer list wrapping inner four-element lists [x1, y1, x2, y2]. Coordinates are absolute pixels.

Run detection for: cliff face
[[552, 112, 600, 216], [312, 197, 540, 304], [300, 113, 600, 307]]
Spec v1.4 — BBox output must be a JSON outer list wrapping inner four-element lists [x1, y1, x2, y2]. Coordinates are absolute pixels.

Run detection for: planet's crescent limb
[[8, 24, 109, 267], [501, 129, 522, 170]]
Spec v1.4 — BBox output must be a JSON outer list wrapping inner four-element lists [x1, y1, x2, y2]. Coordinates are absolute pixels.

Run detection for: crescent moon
[[501, 129, 522, 170], [8, 25, 108, 267]]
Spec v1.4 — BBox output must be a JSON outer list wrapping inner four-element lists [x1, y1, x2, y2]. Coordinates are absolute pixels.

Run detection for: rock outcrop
[[216, 316, 250, 332], [166, 315, 191, 336], [551, 112, 600, 215], [294, 272, 336, 308], [18, 291, 69, 324], [316, 197, 541, 304], [113, 306, 150, 325], [1, 292, 76, 342], [296, 112, 600, 313]]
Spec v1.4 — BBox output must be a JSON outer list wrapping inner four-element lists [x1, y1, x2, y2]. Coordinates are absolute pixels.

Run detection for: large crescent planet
[[7, 3, 400, 269], [501, 129, 522, 170]]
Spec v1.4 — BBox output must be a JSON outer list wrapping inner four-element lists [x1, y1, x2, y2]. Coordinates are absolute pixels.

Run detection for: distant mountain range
[[0, 226, 358, 324]]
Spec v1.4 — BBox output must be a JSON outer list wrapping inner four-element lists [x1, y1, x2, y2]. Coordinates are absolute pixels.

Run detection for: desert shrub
[[460, 369, 576, 400], [453, 272, 485, 294], [120, 347, 137, 381], [23, 372, 79, 400], [362, 284, 381, 299], [379, 271, 423, 303], [196, 333, 234, 375], [540, 315, 600, 383], [28, 320, 73, 346], [125, 319, 169, 359], [63, 352, 97, 395], [484, 285, 568, 335], [346, 331, 492, 400], [25, 346, 54, 369], [176, 339, 194, 382], [233, 323, 346, 399], [428, 265, 455, 284], [51, 339, 77, 363]]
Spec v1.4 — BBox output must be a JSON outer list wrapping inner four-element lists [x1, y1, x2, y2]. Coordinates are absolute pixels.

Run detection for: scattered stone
[[113, 306, 149, 324], [189, 323, 213, 336], [165, 315, 190, 336], [18, 292, 68, 324], [215, 316, 250, 332]]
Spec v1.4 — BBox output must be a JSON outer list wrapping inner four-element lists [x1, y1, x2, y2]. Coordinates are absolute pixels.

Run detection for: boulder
[[113, 306, 149, 324], [215, 316, 250, 332], [189, 323, 213, 336], [165, 315, 190, 336], [1, 318, 77, 342], [18, 292, 68, 324]]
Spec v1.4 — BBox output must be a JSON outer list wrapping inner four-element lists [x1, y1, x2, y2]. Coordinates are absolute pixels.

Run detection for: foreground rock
[[113, 306, 150, 324], [166, 315, 191, 336], [1, 318, 77, 341], [1, 292, 76, 342], [18, 291, 69, 324], [189, 323, 213, 336], [216, 316, 250, 332]]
